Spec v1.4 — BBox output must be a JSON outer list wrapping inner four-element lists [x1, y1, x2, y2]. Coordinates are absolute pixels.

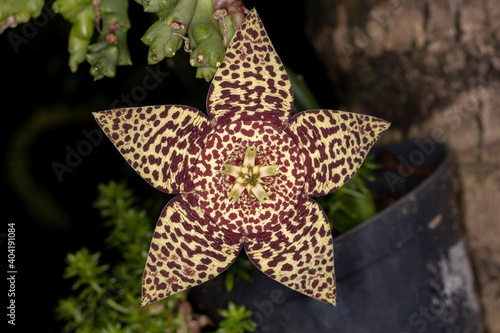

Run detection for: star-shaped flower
[[93, 9, 389, 307]]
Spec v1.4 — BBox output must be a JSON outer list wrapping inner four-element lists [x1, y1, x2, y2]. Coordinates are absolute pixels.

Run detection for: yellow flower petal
[[252, 165, 260, 176], [228, 182, 246, 202], [243, 147, 257, 167], [288, 110, 390, 196], [251, 183, 270, 203], [234, 177, 245, 184], [246, 198, 336, 306], [222, 164, 241, 178], [92, 105, 211, 194], [259, 165, 280, 178]]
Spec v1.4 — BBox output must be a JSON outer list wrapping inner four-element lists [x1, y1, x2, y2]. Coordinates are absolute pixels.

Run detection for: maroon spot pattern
[[94, 105, 211, 194], [193, 121, 305, 235], [206, 12, 294, 128], [287, 109, 390, 196], [141, 196, 243, 306], [245, 197, 336, 302], [92, 9, 390, 308]]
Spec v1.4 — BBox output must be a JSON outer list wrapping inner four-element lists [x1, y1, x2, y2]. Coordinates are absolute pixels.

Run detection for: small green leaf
[[215, 302, 257, 333]]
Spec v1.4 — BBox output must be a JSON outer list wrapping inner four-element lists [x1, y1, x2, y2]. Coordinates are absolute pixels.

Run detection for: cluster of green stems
[[1, 0, 248, 81], [140, 0, 247, 81]]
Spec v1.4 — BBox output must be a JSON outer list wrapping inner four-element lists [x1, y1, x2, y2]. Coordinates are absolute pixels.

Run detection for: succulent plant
[[0, 0, 44, 33], [2, 0, 248, 81], [140, 0, 247, 81], [51, 0, 131, 80]]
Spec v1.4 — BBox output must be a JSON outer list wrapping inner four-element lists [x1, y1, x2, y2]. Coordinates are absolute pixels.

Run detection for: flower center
[[221, 147, 279, 203]]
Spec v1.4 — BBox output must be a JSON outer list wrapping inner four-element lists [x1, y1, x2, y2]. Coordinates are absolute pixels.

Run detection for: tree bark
[[304, 0, 500, 136], [304, 0, 500, 331]]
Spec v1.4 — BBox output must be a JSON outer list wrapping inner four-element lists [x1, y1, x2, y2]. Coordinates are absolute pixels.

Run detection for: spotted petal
[[245, 198, 336, 305], [207, 9, 294, 127], [287, 110, 390, 196], [142, 195, 243, 306], [93, 105, 212, 193], [192, 121, 305, 234]]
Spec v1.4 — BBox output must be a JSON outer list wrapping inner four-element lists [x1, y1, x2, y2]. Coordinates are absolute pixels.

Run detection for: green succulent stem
[[142, 19, 180, 63], [5, 0, 248, 80], [142, 0, 179, 14], [141, 0, 197, 64], [4, 0, 250, 80], [67, 5, 95, 72], [140, 0, 239, 81], [86, 0, 132, 80], [187, 0, 226, 81], [99, 0, 132, 66], [0, 0, 44, 33], [53, 0, 131, 79], [166, 0, 196, 26], [52, 0, 96, 73]]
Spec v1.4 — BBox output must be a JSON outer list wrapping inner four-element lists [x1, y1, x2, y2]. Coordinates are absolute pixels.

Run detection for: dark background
[[1, 1, 335, 331]]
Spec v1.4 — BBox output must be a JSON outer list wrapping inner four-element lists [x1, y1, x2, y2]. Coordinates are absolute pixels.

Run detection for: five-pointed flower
[[93, 9, 390, 307]]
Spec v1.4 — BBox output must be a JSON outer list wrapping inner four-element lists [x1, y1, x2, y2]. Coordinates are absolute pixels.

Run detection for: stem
[[105, 298, 130, 314], [166, 0, 196, 26], [90, 280, 104, 294], [213, 0, 249, 29], [188, 0, 225, 80], [90, 280, 129, 314]]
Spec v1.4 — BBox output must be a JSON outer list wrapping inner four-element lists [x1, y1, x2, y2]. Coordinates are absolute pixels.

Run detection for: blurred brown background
[[303, 0, 500, 331]]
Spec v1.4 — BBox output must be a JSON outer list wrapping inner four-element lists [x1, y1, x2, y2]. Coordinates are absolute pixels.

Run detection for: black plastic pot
[[191, 141, 483, 332]]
